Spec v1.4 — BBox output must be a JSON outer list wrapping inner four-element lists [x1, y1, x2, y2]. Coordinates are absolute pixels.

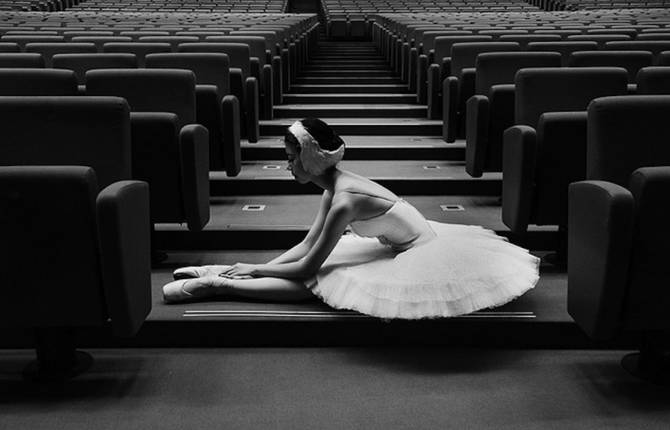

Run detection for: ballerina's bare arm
[[222, 195, 355, 279], [265, 190, 333, 265]]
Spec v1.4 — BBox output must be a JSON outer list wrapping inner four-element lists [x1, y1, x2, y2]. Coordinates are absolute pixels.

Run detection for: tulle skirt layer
[[305, 221, 540, 320]]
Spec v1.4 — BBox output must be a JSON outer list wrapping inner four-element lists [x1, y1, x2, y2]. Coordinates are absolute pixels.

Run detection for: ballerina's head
[[284, 118, 345, 184]]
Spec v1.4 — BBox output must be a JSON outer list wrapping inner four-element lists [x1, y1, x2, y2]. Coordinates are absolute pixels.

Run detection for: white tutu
[[305, 203, 540, 320]]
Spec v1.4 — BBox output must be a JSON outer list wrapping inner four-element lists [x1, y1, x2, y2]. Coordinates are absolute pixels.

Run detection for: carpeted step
[[209, 160, 500, 196], [282, 93, 418, 104], [242, 136, 463, 160], [261, 117, 441, 135], [274, 104, 427, 119], [289, 84, 411, 94], [294, 76, 404, 84], [297, 69, 397, 77]]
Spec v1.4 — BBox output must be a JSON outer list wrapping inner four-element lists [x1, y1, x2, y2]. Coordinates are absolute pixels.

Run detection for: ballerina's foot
[[173, 265, 232, 280], [162, 276, 229, 304]]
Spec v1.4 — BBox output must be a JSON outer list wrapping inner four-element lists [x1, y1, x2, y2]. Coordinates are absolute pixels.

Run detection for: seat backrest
[[177, 42, 250, 77], [587, 95, 670, 186], [567, 34, 631, 48], [420, 30, 473, 53], [0, 52, 44, 68], [450, 42, 520, 76], [25, 42, 97, 66], [145, 52, 230, 95], [515, 67, 629, 129], [624, 166, 670, 331], [0, 68, 77, 95], [0, 166, 104, 327], [527, 41, 598, 66], [102, 42, 172, 66], [433, 35, 492, 62], [636, 66, 670, 94], [475, 51, 562, 95], [138, 36, 199, 51], [229, 30, 279, 51], [0, 35, 65, 48], [52, 53, 138, 84], [605, 40, 670, 59], [499, 34, 561, 47], [0, 96, 131, 188], [203, 36, 267, 65], [569, 50, 654, 82], [0, 42, 19, 52], [71, 36, 132, 51], [63, 30, 115, 40], [85, 69, 196, 128]]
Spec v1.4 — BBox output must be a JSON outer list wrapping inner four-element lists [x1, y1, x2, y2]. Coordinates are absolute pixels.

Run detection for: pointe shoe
[[173, 265, 231, 280], [162, 276, 227, 303]]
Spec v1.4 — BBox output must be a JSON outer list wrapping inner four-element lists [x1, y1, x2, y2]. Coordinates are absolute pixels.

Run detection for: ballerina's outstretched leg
[[163, 276, 315, 303]]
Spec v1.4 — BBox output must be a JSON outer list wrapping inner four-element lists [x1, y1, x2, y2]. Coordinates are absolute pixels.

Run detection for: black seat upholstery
[[636, 66, 670, 94], [465, 51, 562, 177], [146, 52, 241, 175], [441, 41, 520, 140], [502, 67, 629, 237], [52, 52, 138, 85], [0, 96, 131, 188], [25, 42, 96, 66], [0, 68, 77, 95], [0, 52, 44, 67], [85, 69, 210, 231], [569, 95, 670, 383], [527, 41, 598, 66], [178, 42, 260, 142], [0, 165, 150, 380]]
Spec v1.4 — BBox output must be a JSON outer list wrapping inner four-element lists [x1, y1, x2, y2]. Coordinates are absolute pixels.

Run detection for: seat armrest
[[408, 47, 418, 93], [440, 56, 452, 83], [179, 123, 210, 231], [272, 55, 283, 104], [195, 84, 223, 170], [442, 75, 459, 142], [459, 68, 476, 113], [245, 76, 259, 143], [465, 94, 490, 178], [502, 125, 537, 233], [221, 95, 241, 176], [265, 49, 272, 66], [250, 57, 261, 90], [568, 180, 633, 340], [417, 53, 428, 104], [428, 48, 434, 65], [261, 64, 273, 120], [97, 180, 151, 337], [427, 64, 441, 119]]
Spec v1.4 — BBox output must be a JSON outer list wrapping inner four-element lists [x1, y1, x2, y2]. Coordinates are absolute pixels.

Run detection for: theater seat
[[25, 42, 96, 67], [0, 52, 44, 67], [102, 42, 172, 66], [178, 42, 260, 142], [0, 166, 151, 380], [636, 66, 670, 94], [85, 69, 210, 231], [0, 68, 77, 95], [52, 53, 138, 87], [465, 51, 562, 178], [502, 67, 629, 255], [146, 52, 241, 175], [441, 41, 520, 141], [569, 166, 670, 382]]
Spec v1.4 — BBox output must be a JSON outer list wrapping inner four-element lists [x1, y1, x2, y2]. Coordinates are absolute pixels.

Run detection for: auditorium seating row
[[532, 0, 670, 10], [0, 0, 83, 12], [71, 0, 285, 13]]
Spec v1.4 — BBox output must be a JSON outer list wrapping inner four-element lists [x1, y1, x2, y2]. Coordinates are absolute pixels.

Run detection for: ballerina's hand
[[218, 263, 257, 279]]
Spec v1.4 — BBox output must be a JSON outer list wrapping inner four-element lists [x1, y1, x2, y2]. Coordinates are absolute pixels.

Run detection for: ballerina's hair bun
[[286, 118, 345, 175]]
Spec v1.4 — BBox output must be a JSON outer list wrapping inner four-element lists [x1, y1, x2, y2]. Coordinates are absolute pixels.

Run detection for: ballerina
[[163, 118, 540, 319]]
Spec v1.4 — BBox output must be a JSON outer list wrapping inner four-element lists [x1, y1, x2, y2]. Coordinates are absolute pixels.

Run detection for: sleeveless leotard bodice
[[348, 199, 436, 251]]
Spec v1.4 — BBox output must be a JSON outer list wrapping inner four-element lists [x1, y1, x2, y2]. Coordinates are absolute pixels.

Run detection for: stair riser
[[261, 123, 441, 136], [290, 85, 411, 94], [274, 107, 427, 119], [283, 95, 418, 103], [295, 77, 404, 84], [298, 70, 397, 77]]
